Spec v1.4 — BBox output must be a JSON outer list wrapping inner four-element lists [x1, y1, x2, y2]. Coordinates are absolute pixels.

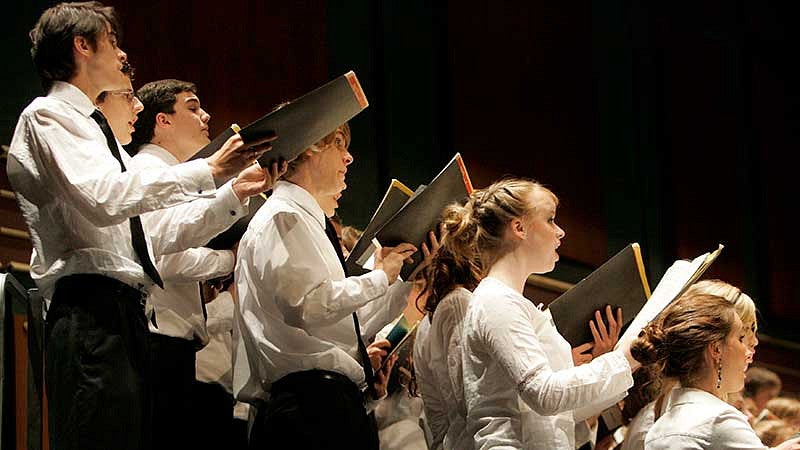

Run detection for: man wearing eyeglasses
[[6, 4, 279, 449]]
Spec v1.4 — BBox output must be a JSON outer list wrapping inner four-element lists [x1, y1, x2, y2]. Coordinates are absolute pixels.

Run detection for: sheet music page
[[615, 252, 708, 349]]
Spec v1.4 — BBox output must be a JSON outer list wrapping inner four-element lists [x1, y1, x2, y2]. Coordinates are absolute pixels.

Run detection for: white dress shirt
[[621, 402, 655, 450], [645, 387, 768, 450], [232, 181, 413, 402], [148, 248, 234, 342], [413, 287, 472, 450], [129, 144, 246, 342], [374, 319, 429, 450], [7, 81, 216, 301], [196, 291, 236, 392], [130, 144, 248, 256], [462, 277, 634, 450]]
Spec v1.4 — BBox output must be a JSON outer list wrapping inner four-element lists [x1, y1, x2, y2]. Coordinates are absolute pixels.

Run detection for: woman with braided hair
[[455, 178, 640, 449], [413, 201, 482, 450], [632, 292, 800, 449]]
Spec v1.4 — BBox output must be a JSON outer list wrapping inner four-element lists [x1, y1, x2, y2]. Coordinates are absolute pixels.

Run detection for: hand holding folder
[[205, 129, 278, 185], [373, 153, 473, 280], [549, 243, 651, 348]]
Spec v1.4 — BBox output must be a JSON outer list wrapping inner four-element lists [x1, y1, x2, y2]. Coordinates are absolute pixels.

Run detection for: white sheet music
[[615, 252, 709, 350]]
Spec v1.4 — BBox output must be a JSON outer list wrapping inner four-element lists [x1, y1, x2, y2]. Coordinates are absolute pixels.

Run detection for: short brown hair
[[30, 2, 121, 91], [745, 367, 782, 398], [126, 79, 197, 154], [341, 225, 362, 253]]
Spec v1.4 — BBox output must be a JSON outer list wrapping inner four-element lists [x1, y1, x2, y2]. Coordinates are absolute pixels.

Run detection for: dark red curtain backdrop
[[3, 0, 798, 388]]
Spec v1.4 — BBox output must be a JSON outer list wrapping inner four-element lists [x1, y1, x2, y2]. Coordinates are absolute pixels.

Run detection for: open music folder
[[373, 153, 474, 280], [549, 243, 652, 347], [192, 71, 369, 167]]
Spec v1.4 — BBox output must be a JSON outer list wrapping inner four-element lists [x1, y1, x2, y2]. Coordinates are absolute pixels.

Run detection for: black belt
[[270, 370, 368, 404], [54, 273, 147, 309]]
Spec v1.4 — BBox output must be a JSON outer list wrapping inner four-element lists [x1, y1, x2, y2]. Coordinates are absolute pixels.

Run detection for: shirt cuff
[[218, 180, 249, 218], [360, 269, 390, 300], [176, 159, 216, 197], [218, 249, 236, 273]]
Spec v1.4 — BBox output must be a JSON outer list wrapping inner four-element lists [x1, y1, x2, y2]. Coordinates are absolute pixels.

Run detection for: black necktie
[[324, 217, 377, 399], [91, 109, 164, 289]]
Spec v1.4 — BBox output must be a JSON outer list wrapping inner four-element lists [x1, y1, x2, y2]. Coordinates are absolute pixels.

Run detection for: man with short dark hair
[[125, 78, 285, 450], [744, 367, 783, 420], [7, 3, 273, 449]]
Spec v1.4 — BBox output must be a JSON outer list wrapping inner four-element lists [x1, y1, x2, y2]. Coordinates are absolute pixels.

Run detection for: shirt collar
[[668, 387, 725, 408], [48, 81, 97, 118], [482, 276, 520, 297], [135, 143, 181, 166], [272, 180, 326, 229]]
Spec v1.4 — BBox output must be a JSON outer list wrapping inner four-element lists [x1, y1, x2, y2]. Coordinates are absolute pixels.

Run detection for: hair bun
[[630, 324, 666, 366]]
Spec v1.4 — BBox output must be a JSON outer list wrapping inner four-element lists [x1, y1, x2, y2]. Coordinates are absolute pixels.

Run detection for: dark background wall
[[3, 1, 799, 380]]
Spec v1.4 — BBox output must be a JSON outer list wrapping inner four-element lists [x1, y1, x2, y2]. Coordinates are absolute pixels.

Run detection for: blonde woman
[[454, 178, 638, 449]]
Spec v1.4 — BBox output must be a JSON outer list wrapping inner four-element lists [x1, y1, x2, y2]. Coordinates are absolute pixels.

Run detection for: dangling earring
[[716, 359, 723, 390]]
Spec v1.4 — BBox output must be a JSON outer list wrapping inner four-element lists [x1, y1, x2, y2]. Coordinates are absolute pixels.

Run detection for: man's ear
[[73, 35, 93, 59], [155, 112, 171, 128]]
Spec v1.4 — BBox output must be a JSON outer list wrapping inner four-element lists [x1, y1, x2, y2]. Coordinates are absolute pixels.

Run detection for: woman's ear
[[510, 217, 527, 240], [707, 342, 722, 361]]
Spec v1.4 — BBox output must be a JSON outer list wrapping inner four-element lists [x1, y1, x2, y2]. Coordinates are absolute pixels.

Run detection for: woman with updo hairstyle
[[412, 201, 482, 450], [458, 178, 639, 450], [684, 279, 759, 359], [634, 293, 800, 449], [621, 279, 761, 450]]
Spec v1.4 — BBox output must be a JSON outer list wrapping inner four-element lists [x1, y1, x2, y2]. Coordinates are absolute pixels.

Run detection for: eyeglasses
[[107, 89, 135, 103]]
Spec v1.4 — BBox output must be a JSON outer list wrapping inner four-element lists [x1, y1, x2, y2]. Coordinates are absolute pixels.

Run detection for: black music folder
[[374, 153, 473, 280], [193, 71, 369, 165]]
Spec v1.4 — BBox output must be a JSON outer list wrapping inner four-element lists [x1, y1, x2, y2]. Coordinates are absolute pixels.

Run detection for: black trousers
[[45, 274, 149, 450], [249, 370, 379, 450], [190, 380, 245, 450], [148, 333, 196, 450]]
